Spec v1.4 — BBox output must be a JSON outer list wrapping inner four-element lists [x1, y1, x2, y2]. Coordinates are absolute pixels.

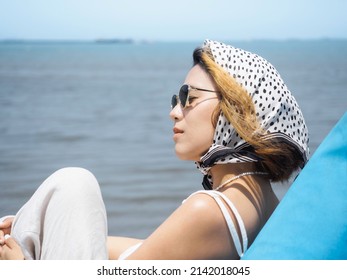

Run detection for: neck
[[209, 162, 260, 189]]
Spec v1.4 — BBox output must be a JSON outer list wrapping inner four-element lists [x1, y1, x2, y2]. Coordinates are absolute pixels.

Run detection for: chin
[[175, 150, 200, 162], [175, 153, 189, 161]]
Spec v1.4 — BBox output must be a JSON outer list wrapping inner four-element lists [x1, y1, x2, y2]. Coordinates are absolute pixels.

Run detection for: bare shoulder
[[126, 192, 238, 259], [183, 192, 222, 214]]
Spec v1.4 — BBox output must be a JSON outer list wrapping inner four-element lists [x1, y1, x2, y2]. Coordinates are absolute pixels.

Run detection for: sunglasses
[[171, 84, 218, 109]]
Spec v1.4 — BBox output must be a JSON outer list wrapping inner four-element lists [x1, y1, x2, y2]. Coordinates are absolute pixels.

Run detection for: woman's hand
[[0, 217, 24, 260], [0, 235, 25, 260], [0, 216, 14, 244]]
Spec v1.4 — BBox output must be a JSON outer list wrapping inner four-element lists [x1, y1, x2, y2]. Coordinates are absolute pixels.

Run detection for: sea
[[0, 39, 346, 238]]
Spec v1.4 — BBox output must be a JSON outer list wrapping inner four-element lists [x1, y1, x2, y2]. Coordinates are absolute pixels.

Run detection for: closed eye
[[188, 96, 198, 103]]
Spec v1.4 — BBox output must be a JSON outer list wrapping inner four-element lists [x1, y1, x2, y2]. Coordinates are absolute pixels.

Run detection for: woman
[[0, 39, 309, 260]]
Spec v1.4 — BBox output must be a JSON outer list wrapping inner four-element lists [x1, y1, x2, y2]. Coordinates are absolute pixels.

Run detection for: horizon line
[[1, 37, 347, 44]]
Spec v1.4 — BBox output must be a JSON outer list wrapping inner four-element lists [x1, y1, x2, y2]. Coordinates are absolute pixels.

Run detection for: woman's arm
[[125, 193, 241, 260], [107, 236, 143, 260], [1, 216, 143, 260]]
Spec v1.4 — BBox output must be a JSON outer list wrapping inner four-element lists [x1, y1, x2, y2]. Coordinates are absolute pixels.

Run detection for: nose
[[169, 103, 183, 121]]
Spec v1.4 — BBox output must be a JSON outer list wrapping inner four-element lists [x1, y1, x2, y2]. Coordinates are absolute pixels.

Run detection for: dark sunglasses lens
[[171, 95, 178, 108], [179, 85, 189, 107]]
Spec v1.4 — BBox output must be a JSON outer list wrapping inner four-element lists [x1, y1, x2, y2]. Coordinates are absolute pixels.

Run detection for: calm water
[[0, 40, 346, 238]]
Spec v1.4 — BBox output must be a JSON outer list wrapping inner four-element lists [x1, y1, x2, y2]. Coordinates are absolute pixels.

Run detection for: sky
[[1, 0, 347, 41]]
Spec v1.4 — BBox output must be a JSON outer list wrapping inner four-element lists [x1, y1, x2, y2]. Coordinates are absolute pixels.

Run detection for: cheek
[[194, 128, 213, 160], [193, 119, 215, 154], [176, 108, 216, 161], [175, 128, 214, 161]]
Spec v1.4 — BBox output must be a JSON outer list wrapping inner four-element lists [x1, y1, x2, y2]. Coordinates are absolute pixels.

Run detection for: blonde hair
[[193, 48, 305, 181]]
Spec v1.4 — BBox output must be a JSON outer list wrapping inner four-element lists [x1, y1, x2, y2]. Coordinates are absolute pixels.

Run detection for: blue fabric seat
[[242, 112, 347, 259]]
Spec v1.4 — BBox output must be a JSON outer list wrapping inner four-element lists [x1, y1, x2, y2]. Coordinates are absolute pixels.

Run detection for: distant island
[[0, 38, 136, 44], [95, 38, 134, 44]]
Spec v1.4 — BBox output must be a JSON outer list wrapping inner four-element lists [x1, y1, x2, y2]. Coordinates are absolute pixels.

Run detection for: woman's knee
[[43, 167, 102, 198]]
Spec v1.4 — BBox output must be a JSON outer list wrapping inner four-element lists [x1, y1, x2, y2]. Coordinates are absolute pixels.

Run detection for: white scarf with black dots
[[196, 40, 309, 189]]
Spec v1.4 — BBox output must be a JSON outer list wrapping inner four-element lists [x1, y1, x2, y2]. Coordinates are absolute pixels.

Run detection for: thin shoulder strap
[[212, 190, 248, 256], [185, 190, 248, 257]]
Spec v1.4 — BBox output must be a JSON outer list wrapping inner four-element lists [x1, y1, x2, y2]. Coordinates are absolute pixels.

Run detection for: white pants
[[11, 167, 108, 260]]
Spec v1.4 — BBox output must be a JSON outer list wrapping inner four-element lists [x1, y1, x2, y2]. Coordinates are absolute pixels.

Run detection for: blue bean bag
[[242, 112, 347, 259]]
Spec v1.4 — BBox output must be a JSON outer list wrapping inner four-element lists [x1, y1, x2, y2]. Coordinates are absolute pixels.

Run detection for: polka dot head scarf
[[196, 39, 309, 189]]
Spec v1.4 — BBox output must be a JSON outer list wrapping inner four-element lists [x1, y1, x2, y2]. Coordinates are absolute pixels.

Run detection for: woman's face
[[170, 64, 219, 161]]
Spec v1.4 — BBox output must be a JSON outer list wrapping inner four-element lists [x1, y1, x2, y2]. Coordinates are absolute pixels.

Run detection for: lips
[[173, 127, 184, 134], [173, 127, 184, 141]]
